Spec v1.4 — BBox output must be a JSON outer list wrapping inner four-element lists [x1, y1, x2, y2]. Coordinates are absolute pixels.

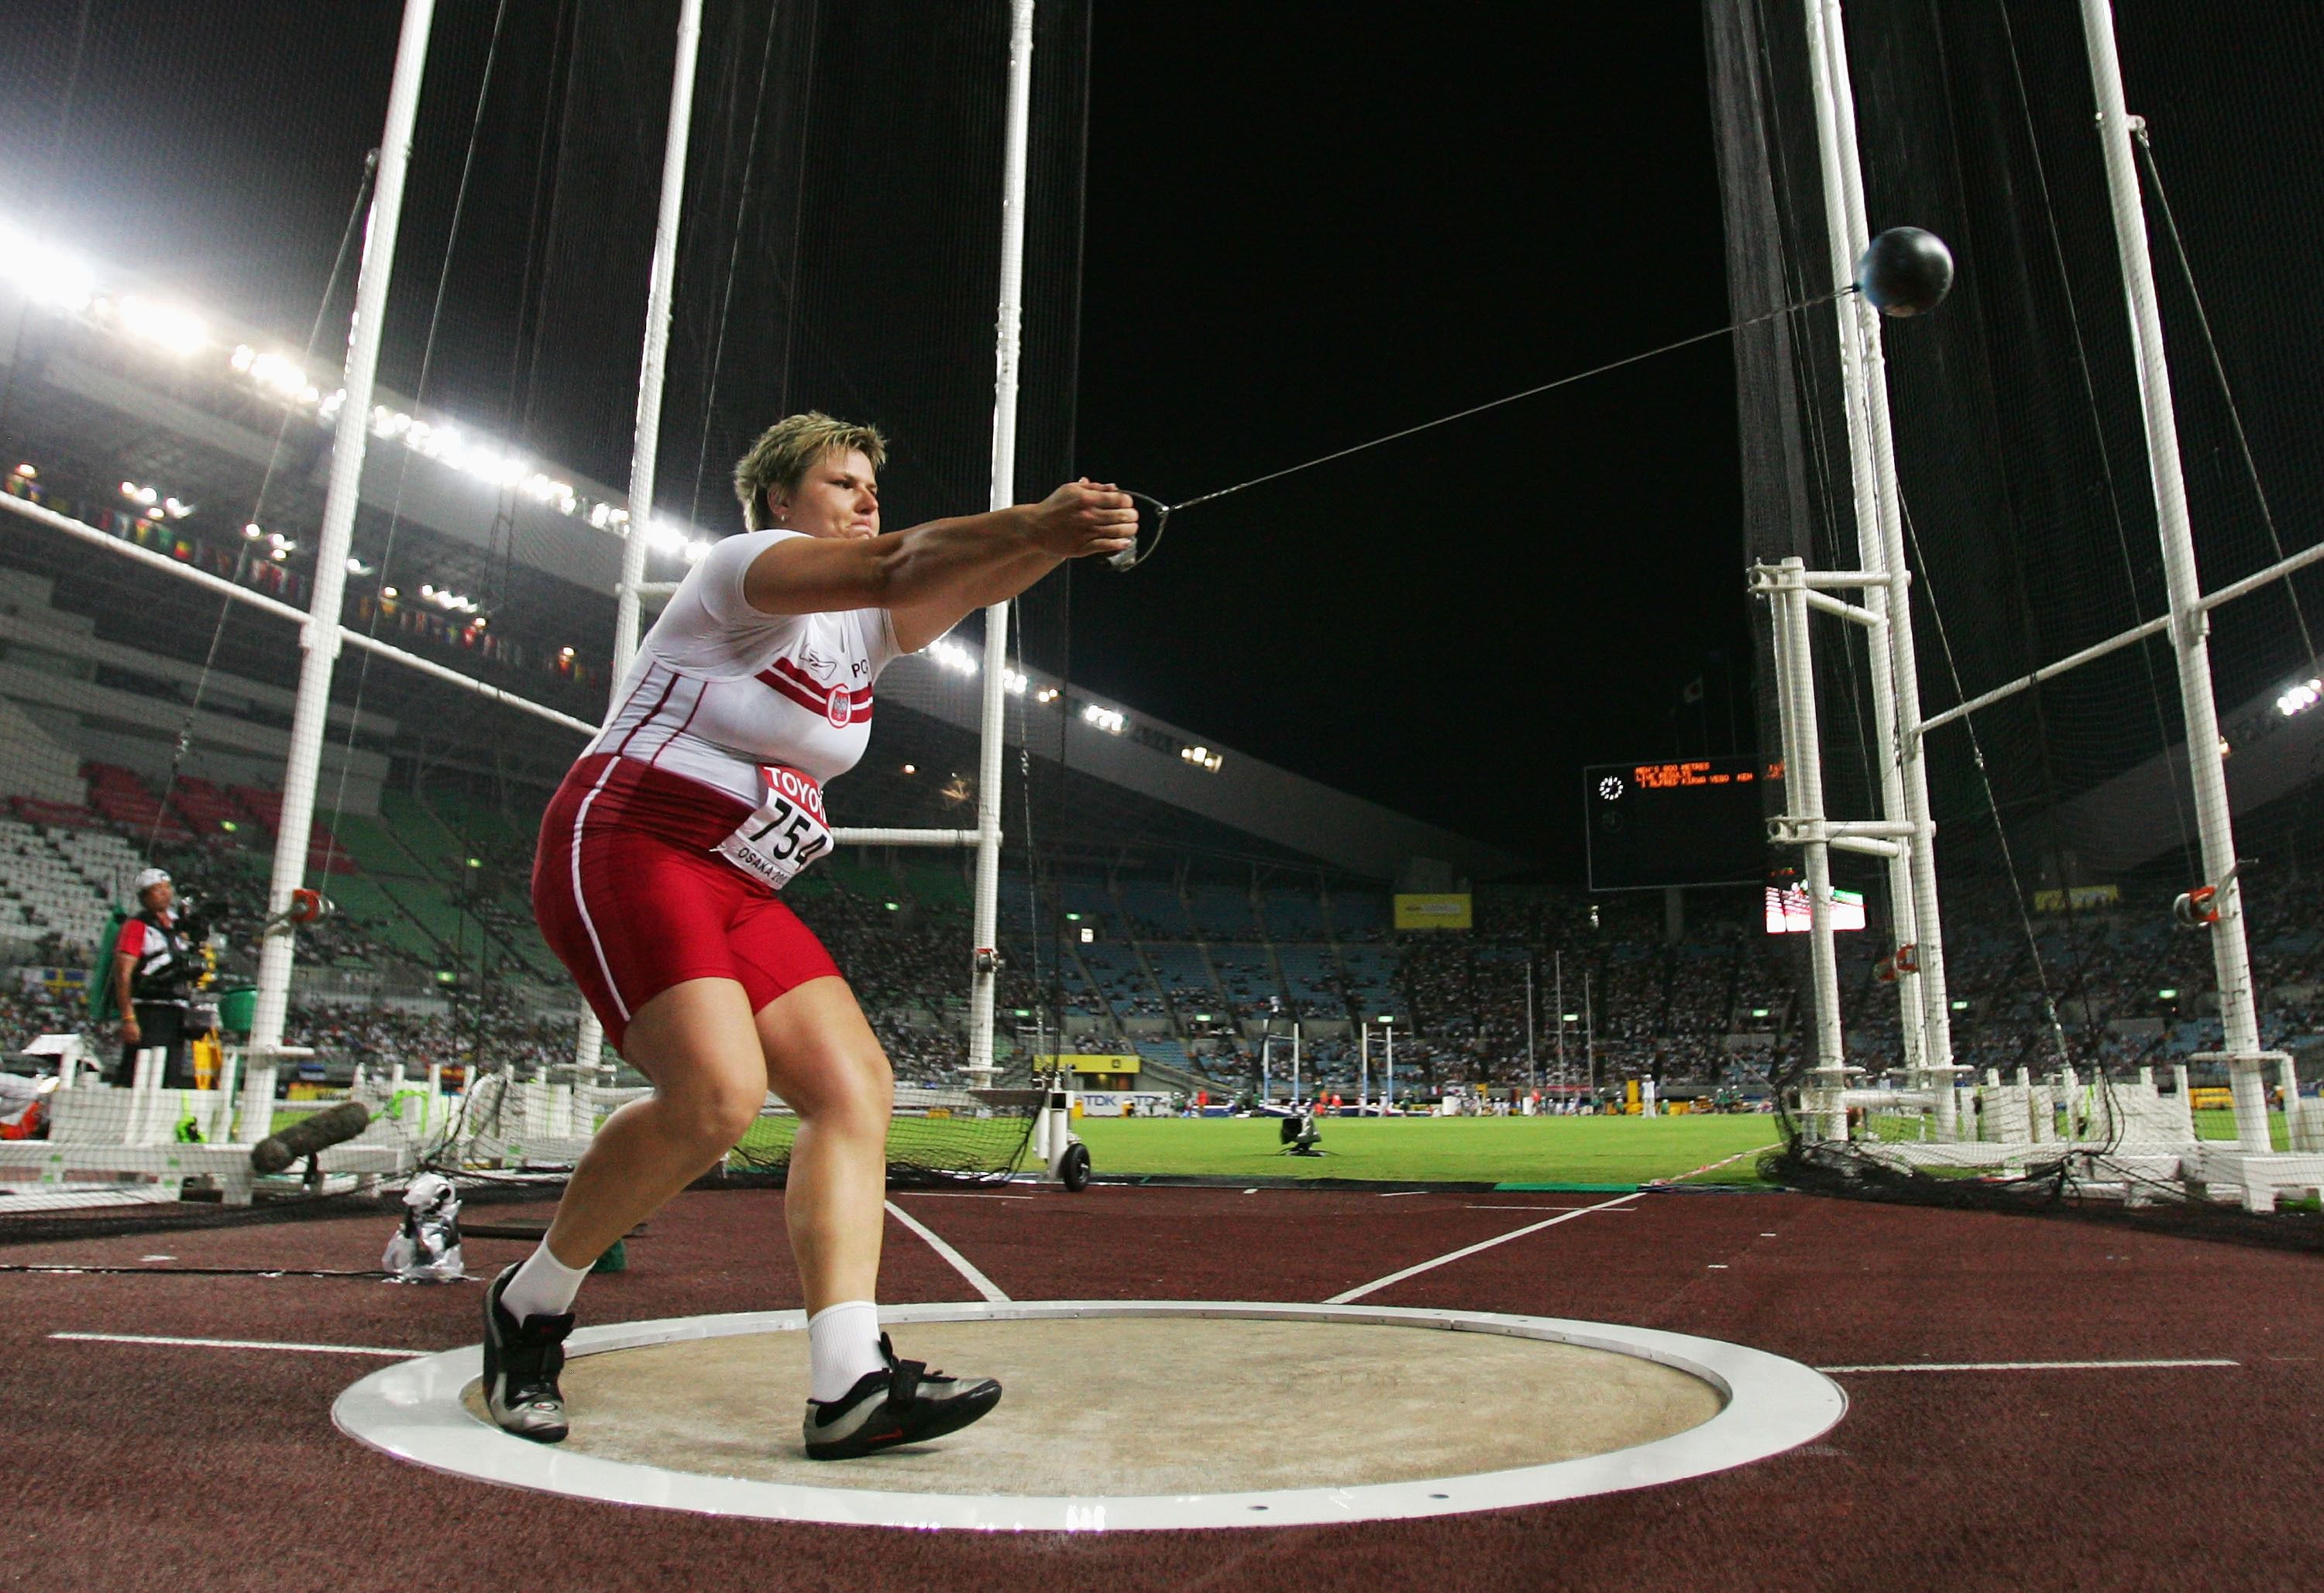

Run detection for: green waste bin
[[216, 984, 256, 1037]]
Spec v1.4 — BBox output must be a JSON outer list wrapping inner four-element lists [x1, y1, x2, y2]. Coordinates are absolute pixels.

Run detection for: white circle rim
[[332, 1299, 1846, 1532]]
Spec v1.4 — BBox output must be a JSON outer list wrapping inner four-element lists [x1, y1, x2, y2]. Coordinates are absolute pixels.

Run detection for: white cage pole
[[1770, 561, 1848, 1086], [2078, 0, 2271, 1151], [249, 0, 438, 1059], [1817, 0, 1961, 1119], [1800, 0, 1926, 1084], [574, 0, 706, 1074], [966, 0, 1037, 1091], [612, 0, 703, 678]]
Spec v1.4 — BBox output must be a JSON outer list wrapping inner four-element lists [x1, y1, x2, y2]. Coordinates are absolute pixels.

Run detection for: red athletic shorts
[[532, 753, 842, 1053]]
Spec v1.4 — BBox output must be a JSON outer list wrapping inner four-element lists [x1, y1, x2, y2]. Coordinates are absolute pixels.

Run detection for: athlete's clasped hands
[[1026, 478, 1137, 561]]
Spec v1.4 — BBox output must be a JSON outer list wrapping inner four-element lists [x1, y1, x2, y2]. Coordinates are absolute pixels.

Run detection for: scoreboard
[[1583, 755, 1772, 891]]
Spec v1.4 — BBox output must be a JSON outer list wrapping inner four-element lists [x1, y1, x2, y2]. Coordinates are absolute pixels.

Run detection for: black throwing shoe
[[802, 1332, 1002, 1460], [481, 1262, 573, 1443]]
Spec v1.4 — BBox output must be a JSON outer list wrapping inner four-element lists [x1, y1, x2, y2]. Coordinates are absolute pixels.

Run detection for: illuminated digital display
[[1583, 754, 1773, 891], [1764, 885, 1867, 935]]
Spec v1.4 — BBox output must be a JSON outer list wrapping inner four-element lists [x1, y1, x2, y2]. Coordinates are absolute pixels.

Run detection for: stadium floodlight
[[0, 225, 96, 312], [928, 637, 979, 675], [115, 294, 209, 355], [1002, 668, 1027, 695], [1081, 703, 1125, 733], [2277, 678, 2322, 718]]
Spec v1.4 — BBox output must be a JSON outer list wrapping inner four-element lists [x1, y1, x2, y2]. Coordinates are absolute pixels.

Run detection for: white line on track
[[1818, 1358, 2239, 1374], [883, 1199, 1009, 1303], [1377, 1190, 1431, 1197], [51, 1331, 421, 1358], [893, 1192, 1033, 1200], [1463, 1203, 1642, 1212], [1325, 1192, 1642, 1304]]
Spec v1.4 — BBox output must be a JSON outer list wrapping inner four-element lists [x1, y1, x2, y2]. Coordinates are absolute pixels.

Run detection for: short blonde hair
[[731, 411, 889, 530]]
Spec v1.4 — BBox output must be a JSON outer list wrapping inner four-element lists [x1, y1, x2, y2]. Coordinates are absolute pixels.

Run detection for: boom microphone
[[252, 1100, 370, 1174]]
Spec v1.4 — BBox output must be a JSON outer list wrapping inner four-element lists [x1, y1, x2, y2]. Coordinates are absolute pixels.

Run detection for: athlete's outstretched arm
[[741, 481, 1134, 648]]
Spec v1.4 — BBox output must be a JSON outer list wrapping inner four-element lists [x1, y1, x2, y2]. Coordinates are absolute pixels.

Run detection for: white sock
[[807, 1299, 886, 1402], [501, 1241, 590, 1322]]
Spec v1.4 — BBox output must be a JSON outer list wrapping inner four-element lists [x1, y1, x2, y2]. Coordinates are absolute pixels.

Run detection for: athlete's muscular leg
[[755, 977, 893, 1314], [540, 977, 768, 1269]]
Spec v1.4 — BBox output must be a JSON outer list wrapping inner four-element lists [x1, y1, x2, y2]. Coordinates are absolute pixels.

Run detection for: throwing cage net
[[1709, 0, 2324, 1243], [0, 0, 1092, 1245]]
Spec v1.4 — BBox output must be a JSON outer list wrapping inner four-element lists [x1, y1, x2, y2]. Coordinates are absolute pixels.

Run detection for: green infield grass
[[1064, 1113, 1783, 1187], [2193, 1107, 2293, 1149]]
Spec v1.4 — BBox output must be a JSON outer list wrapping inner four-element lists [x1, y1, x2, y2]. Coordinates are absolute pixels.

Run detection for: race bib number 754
[[715, 764, 834, 890]]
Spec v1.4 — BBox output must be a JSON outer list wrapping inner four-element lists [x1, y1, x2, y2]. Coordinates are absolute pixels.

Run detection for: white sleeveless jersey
[[584, 530, 903, 806]]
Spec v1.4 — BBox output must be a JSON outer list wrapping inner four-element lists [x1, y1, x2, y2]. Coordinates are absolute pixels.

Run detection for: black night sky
[[7, 2, 1750, 877]]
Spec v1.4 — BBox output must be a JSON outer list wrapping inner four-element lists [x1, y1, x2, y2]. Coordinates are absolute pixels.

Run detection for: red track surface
[[5, 1186, 2319, 1591]]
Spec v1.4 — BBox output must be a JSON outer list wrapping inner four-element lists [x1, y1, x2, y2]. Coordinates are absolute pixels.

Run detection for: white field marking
[[1377, 1190, 1431, 1197], [1464, 1203, 1642, 1213], [52, 1331, 421, 1358], [1325, 1192, 1643, 1305], [1817, 1358, 2239, 1375], [882, 1200, 1009, 1303], [1651, 1144, 1772, 1184]]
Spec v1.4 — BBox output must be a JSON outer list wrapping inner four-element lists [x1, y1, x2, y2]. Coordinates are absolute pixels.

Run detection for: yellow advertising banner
[[1036, 1054, 1142, 1076], [1393, 893, 1473, 930]]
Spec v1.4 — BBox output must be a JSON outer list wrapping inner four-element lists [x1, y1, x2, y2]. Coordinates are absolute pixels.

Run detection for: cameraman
[[112, 867, 211, 1088]]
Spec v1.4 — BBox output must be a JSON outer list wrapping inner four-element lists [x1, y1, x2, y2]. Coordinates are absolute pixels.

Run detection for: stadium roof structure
[[0, 246, 1521, 883]]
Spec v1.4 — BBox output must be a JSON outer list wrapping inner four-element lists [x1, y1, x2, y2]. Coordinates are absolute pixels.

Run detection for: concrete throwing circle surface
[[334, 1301, 1844, 1531]]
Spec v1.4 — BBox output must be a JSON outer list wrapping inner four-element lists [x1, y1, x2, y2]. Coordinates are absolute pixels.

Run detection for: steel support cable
[[314, 2, 519, 1060], [140, 153, 378, 868], [2132, 125, 2319, 666]]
